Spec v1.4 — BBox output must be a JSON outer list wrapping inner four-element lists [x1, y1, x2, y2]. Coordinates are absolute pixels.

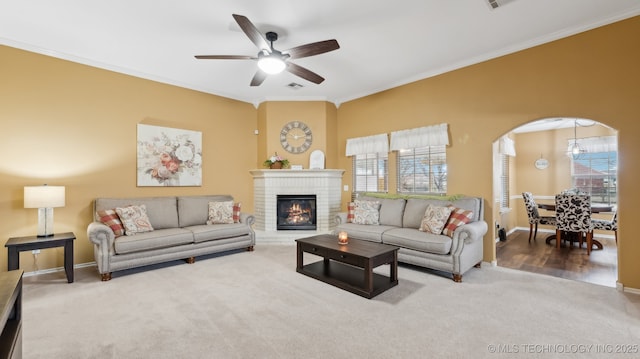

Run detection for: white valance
[[567, 135, 617, 154], [390, 123, 449, 151], [345, 133, 389, 156], [499, 136, 516, 157]]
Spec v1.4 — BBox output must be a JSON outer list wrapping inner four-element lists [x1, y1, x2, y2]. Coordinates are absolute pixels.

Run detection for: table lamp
[[24, 185, 65, 237]]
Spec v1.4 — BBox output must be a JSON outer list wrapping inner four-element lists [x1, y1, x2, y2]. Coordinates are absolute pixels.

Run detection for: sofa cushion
[[353, 200, 381, 225], [419, 204, 453, 234], [206, 201, 234, 224], [403, 197, 482, 229], [403, 198, 438, 229], [96, 209, 125, 237], [187, 223, 252, 243], [442, 206, 474, 237], [450, 197, 482, 222], [116, 205, 154, 235], [382, 228, 453, 255], [95, 197, 179, 230], [358, 196, 406, 227], [334, 223, 396, 243], [177, 195, 234, 227], [114, 228, 194, 254], [378, 198, 406, 227]]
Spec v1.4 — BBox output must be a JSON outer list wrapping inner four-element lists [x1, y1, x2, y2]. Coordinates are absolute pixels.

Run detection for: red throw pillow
[[233, 202, 241, 223], [347, 202, 355, 223], [97, 209, 125, 237], [442, 206, 474, 237]]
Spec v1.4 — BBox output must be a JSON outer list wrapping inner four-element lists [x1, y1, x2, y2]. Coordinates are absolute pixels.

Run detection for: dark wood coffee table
[[296, 234, 399, 299]]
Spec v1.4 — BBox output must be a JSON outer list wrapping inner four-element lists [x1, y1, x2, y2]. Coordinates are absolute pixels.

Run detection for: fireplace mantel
[[250, 169, 344, 233]]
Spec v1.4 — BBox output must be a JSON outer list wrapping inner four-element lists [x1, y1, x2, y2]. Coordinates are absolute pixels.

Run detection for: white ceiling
[[1, 0, 639, 106]]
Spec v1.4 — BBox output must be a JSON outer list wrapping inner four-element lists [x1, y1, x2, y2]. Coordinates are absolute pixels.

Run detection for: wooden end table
[[5, 232, 76, 283], [296, 234, 398, 299]]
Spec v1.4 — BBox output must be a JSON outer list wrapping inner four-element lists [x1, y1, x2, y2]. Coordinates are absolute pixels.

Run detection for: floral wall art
[[137, 124, 202, 186]]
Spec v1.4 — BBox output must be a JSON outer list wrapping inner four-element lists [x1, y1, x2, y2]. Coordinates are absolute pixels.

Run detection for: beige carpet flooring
[[22, 243, 640, 358]]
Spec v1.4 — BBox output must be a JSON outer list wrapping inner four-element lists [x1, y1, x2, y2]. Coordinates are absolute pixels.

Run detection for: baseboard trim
[[616, 282, 640, 295], [23, 262, 96, 278]]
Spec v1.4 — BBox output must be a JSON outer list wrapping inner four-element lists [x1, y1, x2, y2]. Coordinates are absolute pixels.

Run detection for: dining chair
[[592, 211, 618, 245], [554, 194, 594, 254], [522, 192, 556, 243]]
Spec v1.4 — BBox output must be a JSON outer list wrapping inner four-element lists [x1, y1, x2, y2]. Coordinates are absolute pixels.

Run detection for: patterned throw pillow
[[96, 209, 125, 237], [419, 204, 453, 234], [115, 205, 154, 236], [442, 206, 474, 237], [207, 201, 234, 224], [232, 202, 241, 223], [347, 202, 355, 223], [353, 200, 381, 225]]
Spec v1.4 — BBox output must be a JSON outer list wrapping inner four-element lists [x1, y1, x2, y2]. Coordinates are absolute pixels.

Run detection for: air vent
[[287, 82, 304, 90], [486, 0, 515, 10]]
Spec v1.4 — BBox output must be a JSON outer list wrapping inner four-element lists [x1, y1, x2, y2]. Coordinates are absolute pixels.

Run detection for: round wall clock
[[535, 158, 549, 170], [280, 121, 313, 154]]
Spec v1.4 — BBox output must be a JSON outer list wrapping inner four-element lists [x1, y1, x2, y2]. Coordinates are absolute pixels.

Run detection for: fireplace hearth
[[277, 195, 317, 230]]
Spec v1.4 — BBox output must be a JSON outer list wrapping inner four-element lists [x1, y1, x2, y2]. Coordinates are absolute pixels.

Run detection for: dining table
[[537, 203, 614, 250]]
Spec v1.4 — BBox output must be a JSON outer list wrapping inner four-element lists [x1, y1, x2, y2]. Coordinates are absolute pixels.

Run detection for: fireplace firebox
[[277, 195, 317, 230]]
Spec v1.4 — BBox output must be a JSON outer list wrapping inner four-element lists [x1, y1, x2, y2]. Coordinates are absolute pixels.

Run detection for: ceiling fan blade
[[284, 39, 340, 59], [195, 55, 256, 60], [250, 69, 268, 86], [232, 14, 270, 51], [286, 62, 325, 84]]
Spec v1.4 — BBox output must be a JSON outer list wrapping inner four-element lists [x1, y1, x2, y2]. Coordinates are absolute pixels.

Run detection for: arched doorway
[[493, 117, 618, 287]]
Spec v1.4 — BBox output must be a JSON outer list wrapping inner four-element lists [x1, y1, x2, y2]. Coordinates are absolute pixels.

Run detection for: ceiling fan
[[195, 14, 340, 86]]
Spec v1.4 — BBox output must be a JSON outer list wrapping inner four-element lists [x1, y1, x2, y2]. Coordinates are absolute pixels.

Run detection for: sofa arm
[[87, 222, 116, 275], [450, 221, 488, 254], [87, 222, 115, 248], [458, 221, 488, 243], [335, 212, 347, 225], [239, 212, 255, 226]]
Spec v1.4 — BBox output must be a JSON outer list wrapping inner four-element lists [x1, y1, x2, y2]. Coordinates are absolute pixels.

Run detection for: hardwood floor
[[496, 229, 618, 288]]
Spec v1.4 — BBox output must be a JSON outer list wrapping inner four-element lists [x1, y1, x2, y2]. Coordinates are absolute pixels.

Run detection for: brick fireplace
[[250, 169, 344, 233]]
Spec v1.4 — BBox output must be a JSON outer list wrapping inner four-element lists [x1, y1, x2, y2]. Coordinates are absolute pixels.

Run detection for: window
[[396, 146, 447, 194], [353, 153, 388, 192], [500, 153, 509, 208], [571, 151, 617, 205]]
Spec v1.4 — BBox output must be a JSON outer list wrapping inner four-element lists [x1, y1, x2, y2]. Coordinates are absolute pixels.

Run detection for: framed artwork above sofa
[[136, 124, 202, 187]]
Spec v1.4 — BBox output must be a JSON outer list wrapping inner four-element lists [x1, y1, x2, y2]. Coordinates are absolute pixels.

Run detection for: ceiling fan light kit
[[195, 14, 339, 86], [257, 54, 286, 74]]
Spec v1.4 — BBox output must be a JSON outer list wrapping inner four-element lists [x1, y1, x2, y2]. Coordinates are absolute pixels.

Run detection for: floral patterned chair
[[522, 192, 556, 243], [592, 211, 618, 245], [555, 194, 594, 254]]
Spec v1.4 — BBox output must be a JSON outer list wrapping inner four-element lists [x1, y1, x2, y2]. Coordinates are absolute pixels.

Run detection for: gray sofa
[[87, 195, 255, 281], [334, 195, 487, 282]]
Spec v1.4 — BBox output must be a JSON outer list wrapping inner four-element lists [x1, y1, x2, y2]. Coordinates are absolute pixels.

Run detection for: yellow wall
[[256, 101, 336, 168], [0, 45, 257, 272], [337, 16, 640, 289], [1, 16, 639, 290]]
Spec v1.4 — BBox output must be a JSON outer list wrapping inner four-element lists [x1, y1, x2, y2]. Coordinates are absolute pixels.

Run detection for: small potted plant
[[263, 153, 290, 169]]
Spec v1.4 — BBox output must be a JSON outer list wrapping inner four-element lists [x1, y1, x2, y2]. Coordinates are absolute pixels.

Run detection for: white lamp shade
[[24, 186, 66, 208]]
